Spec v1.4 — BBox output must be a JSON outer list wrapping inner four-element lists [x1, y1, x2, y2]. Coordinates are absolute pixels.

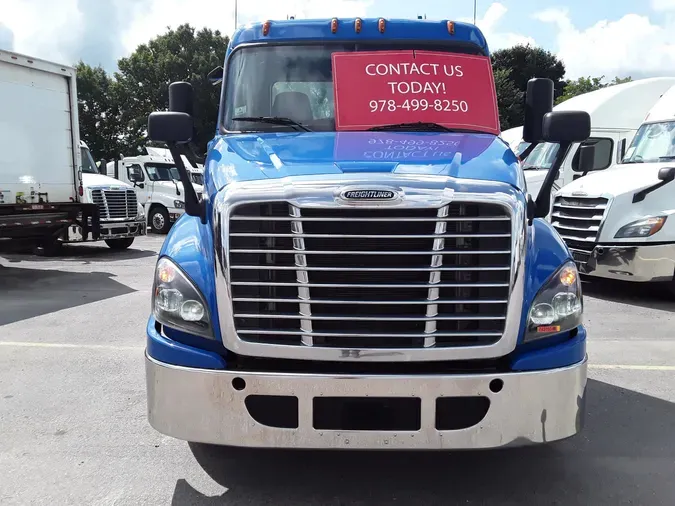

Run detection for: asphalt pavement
[[1, 235, 675, 505]]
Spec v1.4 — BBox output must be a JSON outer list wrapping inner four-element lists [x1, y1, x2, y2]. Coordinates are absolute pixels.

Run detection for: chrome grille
[[228, 202, 512, 349], [90, 189, 138, 220], [551, 196, 608, 265]]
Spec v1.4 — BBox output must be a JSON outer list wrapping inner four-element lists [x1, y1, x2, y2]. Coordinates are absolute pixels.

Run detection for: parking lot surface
[[2, 235, 675, 505]]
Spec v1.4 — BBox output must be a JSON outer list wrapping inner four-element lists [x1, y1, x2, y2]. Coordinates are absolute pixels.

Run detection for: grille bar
[[231, 249, 511, 255], [231, 281, 510, 288], [231, 265, 511, 272], [234, 314, 506, 321], [237, 330, 503, 338], [551, 195, 609, 263], [230, 233, 511, 239], [231, 216, 510, 222], [233, 298, 509, 305]]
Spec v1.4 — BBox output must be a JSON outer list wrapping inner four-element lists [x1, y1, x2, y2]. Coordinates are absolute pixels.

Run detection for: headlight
[[152, 257, 213, 339], [614, 216, 666, 238], [174, 200, 185, 209], [525, 261, 582, 342]]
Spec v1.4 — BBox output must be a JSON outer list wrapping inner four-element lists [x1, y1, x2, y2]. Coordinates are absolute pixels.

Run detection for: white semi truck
[[0, 50, 145, 253], [522, 78, 675, 200], [105, 147, 204, 234], [552, 83, 675, 292]]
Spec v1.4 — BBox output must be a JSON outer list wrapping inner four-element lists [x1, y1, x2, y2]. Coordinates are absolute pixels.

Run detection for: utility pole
[[473, 0, 477, 25], [234, 0, 238, 29]]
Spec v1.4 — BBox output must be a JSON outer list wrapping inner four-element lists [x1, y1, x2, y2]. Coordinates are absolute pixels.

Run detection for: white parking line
[[0, 341, 142, 351]]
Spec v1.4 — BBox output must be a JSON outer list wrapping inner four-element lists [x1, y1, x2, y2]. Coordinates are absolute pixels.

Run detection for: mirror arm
[[632, 179, 673, 204], [167, 143, 204, 222], [533, 141, 572, 219]]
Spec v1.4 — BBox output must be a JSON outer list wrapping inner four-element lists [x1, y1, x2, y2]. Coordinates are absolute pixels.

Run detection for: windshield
[[623, 121, 675, 163], [222, 43, 494, 133], [81, 147, 98, 174], [522, 142, 560, 170], [145, 163, 179, 181]]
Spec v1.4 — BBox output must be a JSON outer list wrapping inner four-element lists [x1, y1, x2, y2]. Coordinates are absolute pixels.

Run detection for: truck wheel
[[149, 207, 171, 234], [105, 238, 135, 250], [34, 237, 62, 257]]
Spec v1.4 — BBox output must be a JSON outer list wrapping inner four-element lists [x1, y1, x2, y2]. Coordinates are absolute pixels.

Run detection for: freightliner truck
[[144, 18, 591, 449]]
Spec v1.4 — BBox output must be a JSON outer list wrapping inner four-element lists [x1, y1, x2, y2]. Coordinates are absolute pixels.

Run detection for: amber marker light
[[559, 265, 577, 287]]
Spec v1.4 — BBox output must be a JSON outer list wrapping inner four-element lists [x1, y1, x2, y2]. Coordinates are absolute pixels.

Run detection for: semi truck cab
[[142, 18, 591, 449], [105, 148, 204, 234]]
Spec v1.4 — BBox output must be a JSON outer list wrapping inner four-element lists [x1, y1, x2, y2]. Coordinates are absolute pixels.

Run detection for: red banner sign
[[332, 50, 500, 135]]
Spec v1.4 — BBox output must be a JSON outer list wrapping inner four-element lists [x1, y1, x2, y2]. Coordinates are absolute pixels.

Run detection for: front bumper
[[146, 353, 587, 450], [578, 243, 675, 282], [66, 219, 146, 242]]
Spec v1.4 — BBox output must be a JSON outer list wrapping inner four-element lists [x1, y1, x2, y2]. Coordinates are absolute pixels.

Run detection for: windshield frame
[[218, 40, 488, 135], [622, 120, 675, 164]]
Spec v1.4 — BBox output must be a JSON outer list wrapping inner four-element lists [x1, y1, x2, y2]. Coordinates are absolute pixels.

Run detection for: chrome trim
[[213, 173, 526, 362], [146, 353, 587, 449], [290, 205, 313, 346]]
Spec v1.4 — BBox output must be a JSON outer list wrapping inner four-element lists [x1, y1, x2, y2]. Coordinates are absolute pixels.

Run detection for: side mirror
[[542, 110, 591, 143], [658, 167, 675, 182], [137, 182, 145, 189], [169, 81, 194, 115], [207, 66, 224, 86], [148, 112, 193, 144], [523, 78, 554, 143], [575, 144, 596, 174]]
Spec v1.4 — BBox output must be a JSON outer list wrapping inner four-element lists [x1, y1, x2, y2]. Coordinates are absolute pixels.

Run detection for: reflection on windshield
[[223, 43, 482, 133], [522, 142, 560, 170], [623, 121, 675, 163], [145, 163, 178, 181], [81, 147, 98, 174]]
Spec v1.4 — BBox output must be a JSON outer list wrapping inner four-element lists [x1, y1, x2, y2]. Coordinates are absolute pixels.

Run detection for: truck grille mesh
[[90, 189, 138, 220], [228, 202, 512, 349], [551, 196, 608, 265]]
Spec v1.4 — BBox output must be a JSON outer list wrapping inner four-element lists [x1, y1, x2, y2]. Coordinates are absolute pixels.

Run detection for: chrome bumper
[[145, 354, 587, 450], [579, 243, 675, 282], [66, 219, 146, 242]]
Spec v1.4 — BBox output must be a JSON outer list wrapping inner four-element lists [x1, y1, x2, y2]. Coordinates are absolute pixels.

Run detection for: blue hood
[[205, 131, 523, 192]]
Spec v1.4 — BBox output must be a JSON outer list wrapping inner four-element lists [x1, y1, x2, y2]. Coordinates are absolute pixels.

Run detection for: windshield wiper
[[232, 116, 311, 132], [659, 156, 675, 161], [368, 122, 456, 132]]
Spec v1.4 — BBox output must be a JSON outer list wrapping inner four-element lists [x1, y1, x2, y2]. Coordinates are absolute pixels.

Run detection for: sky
[[1, 0, 675, 81]]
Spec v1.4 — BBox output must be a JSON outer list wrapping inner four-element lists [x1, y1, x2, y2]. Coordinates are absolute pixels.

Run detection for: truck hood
[[558, 164, 666, 198], [207, 131, 523, 191], [81, 172, 133, 189], [557, 163, 675, 243]]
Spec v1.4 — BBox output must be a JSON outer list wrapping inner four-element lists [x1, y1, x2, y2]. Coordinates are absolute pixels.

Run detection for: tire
[[34, 237, 62, 257], [105, 238, 135, 250], [149, 206, 171, 234]]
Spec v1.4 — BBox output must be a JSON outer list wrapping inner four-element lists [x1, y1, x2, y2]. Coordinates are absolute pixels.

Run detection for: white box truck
[[0, 50, 146, 253]]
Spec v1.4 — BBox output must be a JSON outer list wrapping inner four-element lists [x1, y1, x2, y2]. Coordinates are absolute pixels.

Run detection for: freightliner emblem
[[342, 189, 396, 200]]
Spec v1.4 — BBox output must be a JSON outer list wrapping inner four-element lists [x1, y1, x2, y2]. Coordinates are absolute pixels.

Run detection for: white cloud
[[459, 2, 535, 52], [535, 8, 675, 80], [1, 0, 372, 70]]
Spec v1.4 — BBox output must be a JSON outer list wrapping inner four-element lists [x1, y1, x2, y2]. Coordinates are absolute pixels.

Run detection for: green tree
[[555, 75, 633, 105], [493, 68, 524, 130], [75, 62, 121, 161], [113, 24, 229, 155], [492, 44, 567, 98]]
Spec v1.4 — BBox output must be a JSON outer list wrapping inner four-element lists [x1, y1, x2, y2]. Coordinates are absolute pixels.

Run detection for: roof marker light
[[355, 18, 362, 33], [447, 21, 455, 35], [378, 18, 386, 33], [262, 21, 271, 36], [331, 18, 338, 33]]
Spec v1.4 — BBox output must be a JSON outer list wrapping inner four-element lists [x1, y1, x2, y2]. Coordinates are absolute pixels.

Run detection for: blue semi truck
[[144, 17, 591, 449]]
